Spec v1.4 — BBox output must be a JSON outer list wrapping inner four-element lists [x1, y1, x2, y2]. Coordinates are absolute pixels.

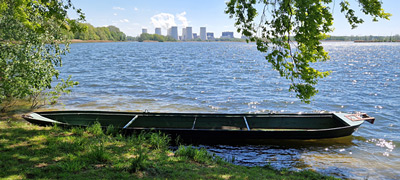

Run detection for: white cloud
[[113, 13, 118, 16], [176, 11, 189, 27], [134, 7, 138, 11], [113, 7, 125, 10], [150, 11, 191, 30], [150, 13, 177, 30], [120, 19, 129, 23]]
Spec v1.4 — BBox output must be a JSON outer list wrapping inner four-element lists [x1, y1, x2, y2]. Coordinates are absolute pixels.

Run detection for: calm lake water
[[54, 41, 399, 179]]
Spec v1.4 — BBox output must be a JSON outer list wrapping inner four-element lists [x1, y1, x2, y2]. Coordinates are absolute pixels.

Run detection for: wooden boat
[[22, 110, 374, 143]]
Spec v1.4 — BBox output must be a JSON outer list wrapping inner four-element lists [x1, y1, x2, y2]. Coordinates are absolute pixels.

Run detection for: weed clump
[[148, 131, 170, 150], [71, 127, 85, 136], [86, 122, 104, 136], [86, 142, 110, 163], [129, 146, 149, 173], [105, 124, 119, 136], [174, 145, 216, 164]]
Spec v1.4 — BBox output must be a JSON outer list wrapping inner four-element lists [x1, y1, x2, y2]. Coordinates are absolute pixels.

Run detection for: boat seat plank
[[192, 117, 197, 130], [243, 116, 250, 131], [123, 115, 139, 129]]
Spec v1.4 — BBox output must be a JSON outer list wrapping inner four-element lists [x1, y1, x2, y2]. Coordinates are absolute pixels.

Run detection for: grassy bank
[[0, 117, 337, 179]]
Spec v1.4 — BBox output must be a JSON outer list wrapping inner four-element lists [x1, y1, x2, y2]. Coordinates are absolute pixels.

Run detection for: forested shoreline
[[325, 35, 400, 42], [63, 23, 127, 41], [67, 23, 400, 43]]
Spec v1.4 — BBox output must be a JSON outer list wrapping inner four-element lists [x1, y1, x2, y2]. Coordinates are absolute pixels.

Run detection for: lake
[[54, 41, 399, 179]]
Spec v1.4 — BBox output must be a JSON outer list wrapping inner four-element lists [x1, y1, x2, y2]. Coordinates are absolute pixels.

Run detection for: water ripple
[[53, 41, 400, 179]]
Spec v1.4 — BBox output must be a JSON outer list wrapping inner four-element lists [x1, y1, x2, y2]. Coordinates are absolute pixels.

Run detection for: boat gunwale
[[31, 110, 336, 118], [123, 125, 358, 132]]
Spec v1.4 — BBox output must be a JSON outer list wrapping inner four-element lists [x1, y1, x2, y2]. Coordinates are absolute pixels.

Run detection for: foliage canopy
[[64, 23, 127, 41], [0, 0, 85, 111], [226, 0, 390, 103], [137, 33, 177, 42]]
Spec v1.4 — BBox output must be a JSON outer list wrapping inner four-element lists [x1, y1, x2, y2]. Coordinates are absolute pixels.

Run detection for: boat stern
[[334, 113, 375, 126]]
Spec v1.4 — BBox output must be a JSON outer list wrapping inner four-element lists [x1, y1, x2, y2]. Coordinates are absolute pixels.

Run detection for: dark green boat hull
[[22, 110, 371, 143]]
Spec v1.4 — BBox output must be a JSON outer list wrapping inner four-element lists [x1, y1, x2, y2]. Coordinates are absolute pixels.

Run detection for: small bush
[[105, 125, 119, 136], [86, 122, 104, 136], [149, 132, 170, 150]]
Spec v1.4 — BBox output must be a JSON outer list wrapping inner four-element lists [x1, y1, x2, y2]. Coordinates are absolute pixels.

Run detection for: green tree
[[96, 27, 109, 40], [97, 26, 113, 40], [87, 24, 100, 40], [226, 0, 390, 103], [137, 33, 176, 42], [108, 25, 126, 41], [137, 33, 151, 42], [153, 34, 165, 42], [0, 0, 85, 111], [126, 36, 137, 41]]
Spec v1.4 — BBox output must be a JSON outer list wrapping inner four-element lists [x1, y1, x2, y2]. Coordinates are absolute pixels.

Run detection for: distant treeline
[[325, 35, 400, 42], [214, 38, 246, 42], [129, 34, 247, 42], [65, 23, 400, 43], [64, 23, 127, 41], [134, 33, 177, 42]]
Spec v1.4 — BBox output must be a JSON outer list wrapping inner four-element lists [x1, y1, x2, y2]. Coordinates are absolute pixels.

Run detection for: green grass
[[0, 117, 338, 180]]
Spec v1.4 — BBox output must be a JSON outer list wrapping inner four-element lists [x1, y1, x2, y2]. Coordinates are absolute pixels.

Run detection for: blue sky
[[68, 0, 400, 37]]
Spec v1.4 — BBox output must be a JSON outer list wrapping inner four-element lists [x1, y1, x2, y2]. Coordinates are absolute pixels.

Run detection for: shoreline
[[354, 40, 400, 43], [69, 39, 248, 43], [69, 39, 400, 44], [70, 39, 120, 43]]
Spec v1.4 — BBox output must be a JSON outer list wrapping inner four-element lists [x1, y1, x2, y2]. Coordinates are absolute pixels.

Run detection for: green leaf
[[225, 0, 390, 103], [0, 0, 85, 111]]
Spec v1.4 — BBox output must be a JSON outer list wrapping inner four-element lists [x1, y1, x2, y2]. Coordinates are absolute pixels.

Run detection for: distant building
[[167, 26, 178, 40], [193, 33, 198, 39], [142, 28, 148, 34], [186, 27, 193, 40], [155, 28, 161, 35], [200, 27, 207, 40], [206, 32, 214, 40], [182, 28, 186, 40], [221, 31, 234, 38]]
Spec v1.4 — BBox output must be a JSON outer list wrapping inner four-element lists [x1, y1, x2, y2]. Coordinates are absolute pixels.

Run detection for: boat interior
[[38, 112, 349, 131]]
